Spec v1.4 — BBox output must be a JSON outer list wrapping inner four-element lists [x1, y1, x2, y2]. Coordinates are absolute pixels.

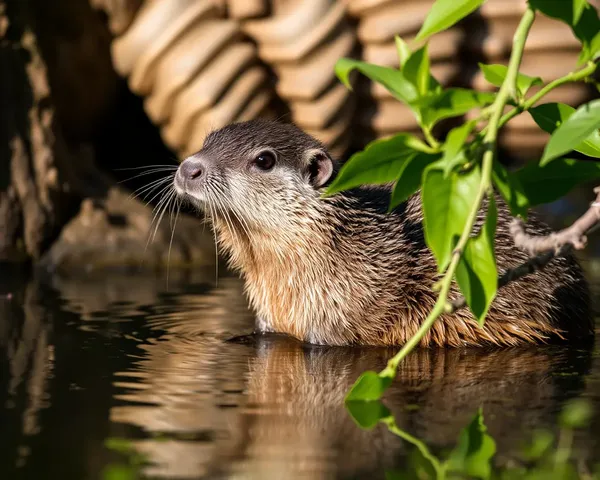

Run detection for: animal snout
[[174, 156, 208, 193], [179, 158, 204, 181]]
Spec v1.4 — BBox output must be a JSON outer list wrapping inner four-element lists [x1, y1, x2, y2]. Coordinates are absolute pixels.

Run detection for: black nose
[[179, 158, 203, 180]]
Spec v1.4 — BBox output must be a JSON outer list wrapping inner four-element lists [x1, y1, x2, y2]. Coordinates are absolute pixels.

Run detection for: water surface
[[1, 266, 599, 479]]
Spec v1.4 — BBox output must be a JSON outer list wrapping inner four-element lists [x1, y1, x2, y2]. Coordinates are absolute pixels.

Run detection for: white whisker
[[131, 176, 173, 202], [214, 182, 253, 241], [151, 189, 175, 245], [119, 167, 179, 184], [205, 197, 219, 287], [115, 165, 178, 171], [167, 196, 181, 289], [216, 200, 239, 247], [144, 186, 175, 255], [143, 177, 175, 206]]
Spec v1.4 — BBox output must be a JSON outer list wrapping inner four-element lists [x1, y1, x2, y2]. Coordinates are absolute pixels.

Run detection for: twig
[[448, 187, 600, 313], [512, 187, 600, 256]]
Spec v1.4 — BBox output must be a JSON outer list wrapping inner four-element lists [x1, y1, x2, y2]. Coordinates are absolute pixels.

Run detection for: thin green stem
[[381, 7, 536, 380], [383, 416, 445, 479], [423, 125, 441, 150], [498, 61, 597, 129], [384, 267, 455, 373]]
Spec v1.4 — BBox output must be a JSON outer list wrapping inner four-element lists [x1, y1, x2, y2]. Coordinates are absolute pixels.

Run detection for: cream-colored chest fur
[[215, 221, 364, 345]]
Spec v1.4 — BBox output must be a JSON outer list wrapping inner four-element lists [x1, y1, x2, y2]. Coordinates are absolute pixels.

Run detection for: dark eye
[[253, 151, 276, 171]]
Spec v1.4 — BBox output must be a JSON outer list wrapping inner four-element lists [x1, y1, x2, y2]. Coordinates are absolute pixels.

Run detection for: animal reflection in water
[[103, 279, 593, 479]]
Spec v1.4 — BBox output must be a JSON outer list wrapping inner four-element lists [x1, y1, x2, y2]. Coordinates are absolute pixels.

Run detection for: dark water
[[1, 265, 600, 479]]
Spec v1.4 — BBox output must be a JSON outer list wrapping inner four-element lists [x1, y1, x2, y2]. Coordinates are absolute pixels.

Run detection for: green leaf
[[446, 409, 497, 480], [530, 102, 600, 159], [345, 371, 393, 402], [574, 3, 600, 63], [335, 57, 418, 104], [521, 430, 555, 461], [582, 36, 600, 64], [441, 121, 476, 178], [400, 45, 442, 102], [394, 35, 411, 67], [455, 196, 497, 323], [541, 99, 600, 164], [574, 0, 588, 23], [514, 158, 600, 206], [416, 0, 486, 41], [346, 400, 391, 430], [491, 162, 529, 218], [420, 88, 496, 128], [325, 134, 432, 195], [492, 155, 599, 220], [530, 0, 600, 64], [389, 153, 439, 209], [422, 166, 481, 271], [478, 63, 542, 97], [529, 0, 586, 26], [403, 45, 431, 96], [478, 63, 506, 87], [559, 398, 593, 428]]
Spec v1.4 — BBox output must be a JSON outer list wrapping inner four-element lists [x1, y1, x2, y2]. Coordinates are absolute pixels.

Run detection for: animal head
[[174, 120, 337, 231]]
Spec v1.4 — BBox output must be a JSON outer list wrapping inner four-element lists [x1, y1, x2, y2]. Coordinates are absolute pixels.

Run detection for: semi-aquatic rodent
[[173, 120, 593, 347]]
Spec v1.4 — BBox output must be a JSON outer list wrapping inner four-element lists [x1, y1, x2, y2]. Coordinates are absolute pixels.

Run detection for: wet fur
[[179, 120, 593, 347]]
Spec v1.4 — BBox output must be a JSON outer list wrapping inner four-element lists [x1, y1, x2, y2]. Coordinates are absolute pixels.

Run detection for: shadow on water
[[0, 266, 599, 479]]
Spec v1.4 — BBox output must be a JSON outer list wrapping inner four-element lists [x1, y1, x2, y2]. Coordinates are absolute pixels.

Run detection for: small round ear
[[306, 149, 335, 188]]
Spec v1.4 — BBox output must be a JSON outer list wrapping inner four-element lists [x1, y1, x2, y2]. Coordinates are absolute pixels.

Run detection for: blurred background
[[1, 0, 599, 271]]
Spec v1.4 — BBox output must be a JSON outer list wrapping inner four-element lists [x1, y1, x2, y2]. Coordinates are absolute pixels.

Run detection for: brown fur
[[175, 119, 593, 347]]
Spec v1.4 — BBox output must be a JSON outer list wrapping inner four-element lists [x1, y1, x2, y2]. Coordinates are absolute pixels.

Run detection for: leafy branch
[[326, 0, 600, 405], [374, 5, 537, 383]]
